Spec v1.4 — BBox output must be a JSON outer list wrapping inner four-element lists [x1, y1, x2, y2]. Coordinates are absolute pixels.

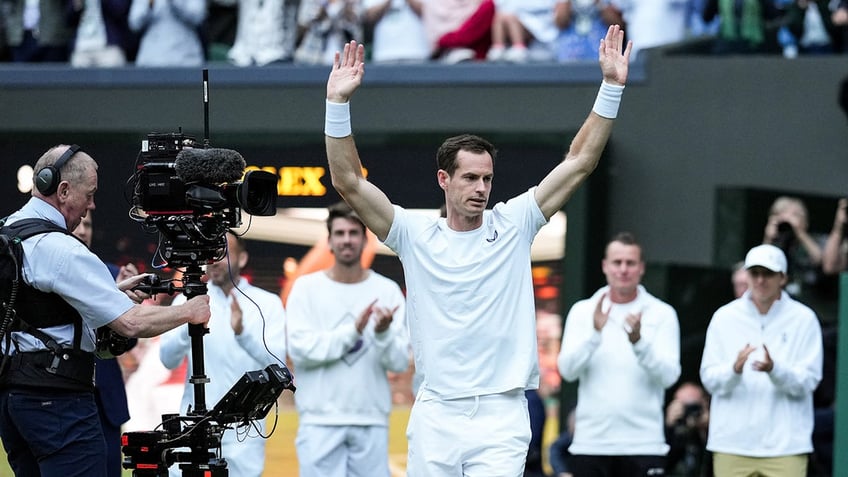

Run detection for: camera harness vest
[[0, 218, 93, 392]]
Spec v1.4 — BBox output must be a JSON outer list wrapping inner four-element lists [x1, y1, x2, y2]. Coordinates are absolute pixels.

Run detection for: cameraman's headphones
[[35, 144, 80, 196]]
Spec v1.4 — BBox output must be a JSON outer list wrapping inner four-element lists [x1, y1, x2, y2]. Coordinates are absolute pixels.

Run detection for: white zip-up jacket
[[558, 285, 681, 455], [700, 290, 822, 457]]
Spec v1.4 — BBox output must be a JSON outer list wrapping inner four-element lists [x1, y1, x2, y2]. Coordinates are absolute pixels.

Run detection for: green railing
[[834, 272, 848, 475]]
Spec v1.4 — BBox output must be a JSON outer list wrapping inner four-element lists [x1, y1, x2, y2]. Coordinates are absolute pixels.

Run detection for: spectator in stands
[[422, 0, 495, 62], [2, 0, 80, 62], [554, 0, 616, 61], [364, 0, 429, 63], [703, 0, 782, 54], [607, 0, 691, 58], [832, 0, 848, 51], [688, 0, 720, 36], [205, 0, 237, 61], [294, 0, 364, 65], [784, 0, 839, 55], [485, 0, 559, 63], [71, 0, 137, 67], [823, 198, 847, 275], [128, 0, 206, 66], [228, 0, 299, 65]]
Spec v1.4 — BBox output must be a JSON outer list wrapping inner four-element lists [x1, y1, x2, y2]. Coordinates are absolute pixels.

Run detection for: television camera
[[120, 71, 295, 476], [127, 131, 277, 268]]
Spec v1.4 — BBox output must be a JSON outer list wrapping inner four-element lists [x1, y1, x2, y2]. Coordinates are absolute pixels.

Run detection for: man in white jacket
[[557, 231, 680, 475], [700, 244, 822, 477], [286, 202, 409, 477]]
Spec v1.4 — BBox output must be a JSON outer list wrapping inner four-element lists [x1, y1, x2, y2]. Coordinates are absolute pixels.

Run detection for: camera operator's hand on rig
[[118, 272, 153, 304]]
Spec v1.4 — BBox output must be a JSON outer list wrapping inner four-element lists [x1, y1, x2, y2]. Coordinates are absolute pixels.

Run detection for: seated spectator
[[703, 0, 782, 54], [294, 0, 363, 65], [422, 0, 495, 62], [784, 0, 838, 55], [128, 0, 206, 66], [607, 0, 690, 59], [486, 0, 559, 63], [665, 381, 711, 477], [228, 0, 299, 65], [2, 0, 80, 62], [554, 0, 615, 61], [833, 0, 848, 51], [205, 0, 238, 61], [363, 0, 430, 63], [688, 0, 720, 36], [71, 0, 138, 67]]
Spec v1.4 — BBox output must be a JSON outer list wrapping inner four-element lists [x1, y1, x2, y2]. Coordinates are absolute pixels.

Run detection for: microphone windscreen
[[174, 148, 247, 184]]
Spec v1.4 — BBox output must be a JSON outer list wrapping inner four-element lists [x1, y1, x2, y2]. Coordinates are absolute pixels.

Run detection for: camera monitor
[[210, 363, 295, 425]]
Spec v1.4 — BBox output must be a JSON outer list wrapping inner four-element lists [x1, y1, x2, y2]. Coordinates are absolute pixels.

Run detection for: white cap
[[744, 244, 787, 274]]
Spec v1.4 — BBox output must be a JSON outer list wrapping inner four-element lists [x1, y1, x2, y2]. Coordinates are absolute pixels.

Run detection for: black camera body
[[773, 221, 797, 253], [682, 402, 703, 420], [129, 132, 277, 268]]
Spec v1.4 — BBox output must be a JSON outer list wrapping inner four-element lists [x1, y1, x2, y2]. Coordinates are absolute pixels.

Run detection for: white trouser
[[406, 388, 531, 477], [295, 423, 390, 477]]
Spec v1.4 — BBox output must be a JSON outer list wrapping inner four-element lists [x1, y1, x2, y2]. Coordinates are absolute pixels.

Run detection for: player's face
[[441, 150, 493, 219], [328, 217, 366, 267]]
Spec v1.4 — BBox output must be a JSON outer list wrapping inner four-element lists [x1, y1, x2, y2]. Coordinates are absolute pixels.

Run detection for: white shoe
[[503, 46, 528, 63], [441, 48, 476, 64], [486, 46, 506, 62]]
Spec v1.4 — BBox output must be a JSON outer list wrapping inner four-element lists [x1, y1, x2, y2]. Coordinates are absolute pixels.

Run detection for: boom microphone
[[174, 148, 246, 184]]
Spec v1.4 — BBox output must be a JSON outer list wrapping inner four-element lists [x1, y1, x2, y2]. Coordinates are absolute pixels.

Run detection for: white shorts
[[406, 389, 531, 477], [295, 424, 390, 477]]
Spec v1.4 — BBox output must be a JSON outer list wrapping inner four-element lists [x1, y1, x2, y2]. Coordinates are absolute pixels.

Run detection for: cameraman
[[664, 382, 710, 477], [0, 145, 211, 477], [762, 196, 825, 300]]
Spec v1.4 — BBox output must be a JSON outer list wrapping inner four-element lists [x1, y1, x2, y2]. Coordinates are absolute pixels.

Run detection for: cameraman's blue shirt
[[4, 197, 134, 353]]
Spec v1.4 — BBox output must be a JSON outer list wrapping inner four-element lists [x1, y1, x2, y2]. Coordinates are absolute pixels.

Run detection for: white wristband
[[592, 81, 624, 119], [325, 100, 352, 138]]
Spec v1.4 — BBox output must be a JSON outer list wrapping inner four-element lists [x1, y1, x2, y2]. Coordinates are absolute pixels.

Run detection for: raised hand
[[327, 41, 366, 104], [593, 293, 609, 331], [598, 25, 632, 87]]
